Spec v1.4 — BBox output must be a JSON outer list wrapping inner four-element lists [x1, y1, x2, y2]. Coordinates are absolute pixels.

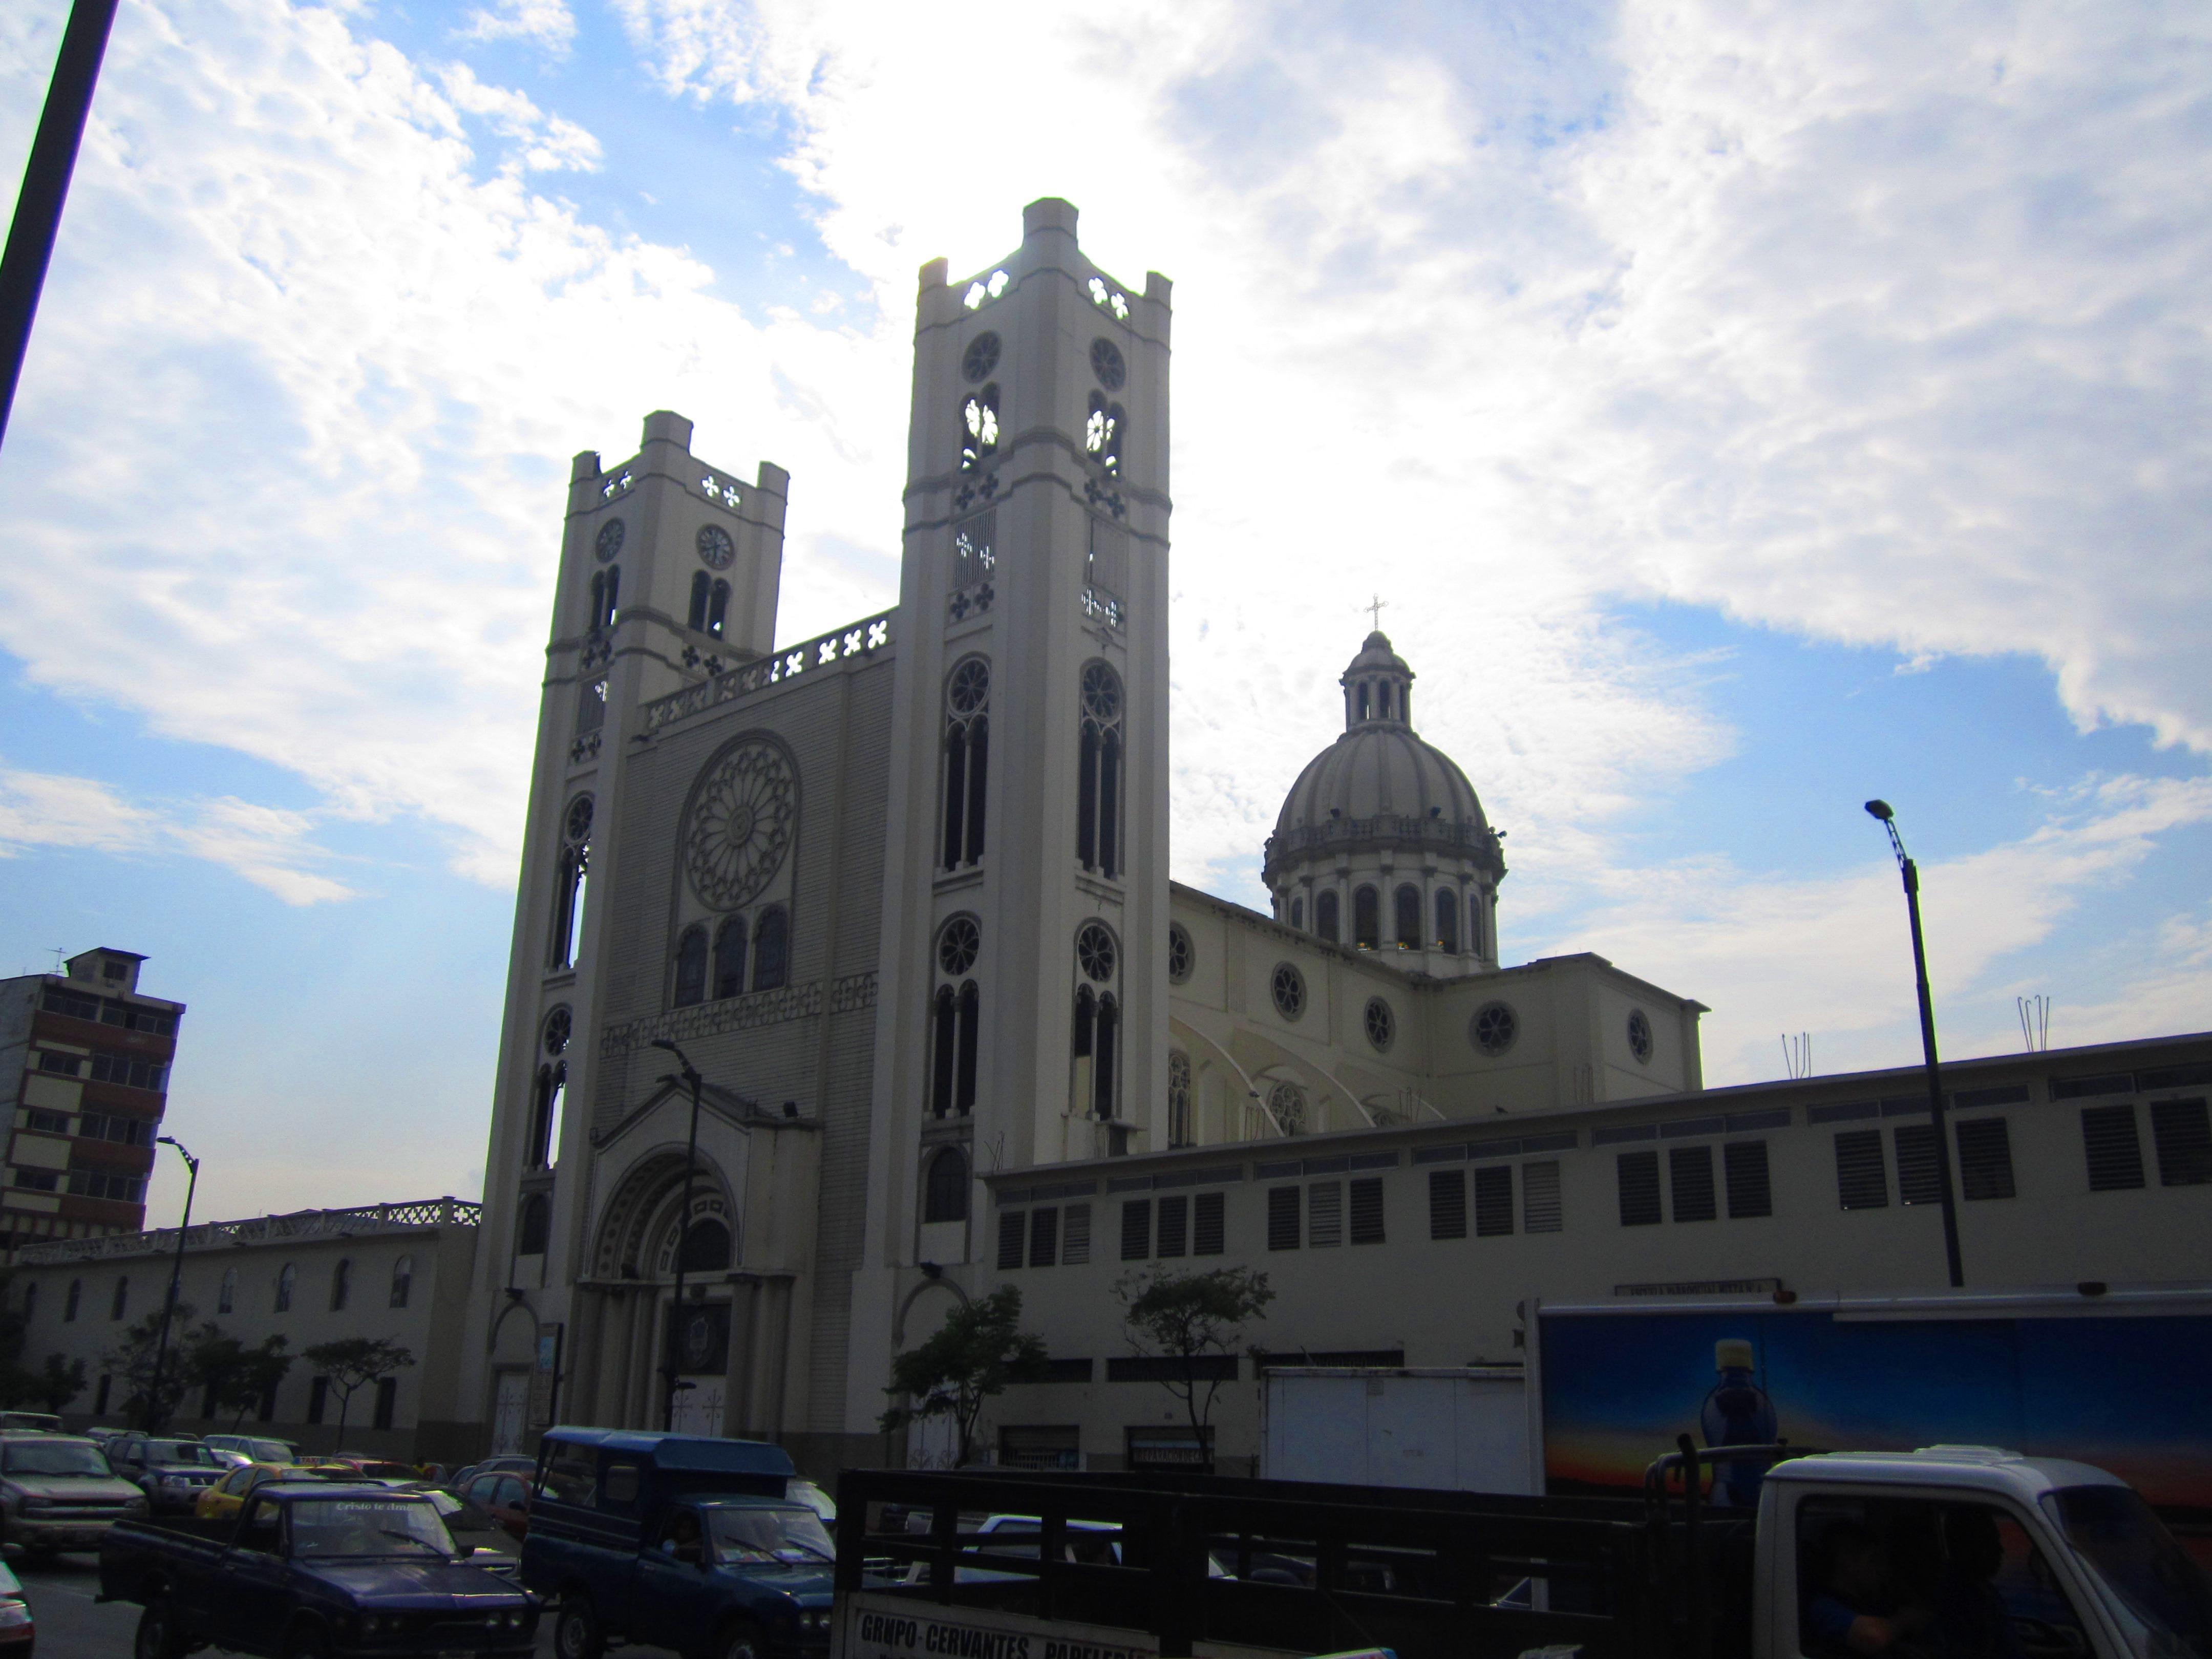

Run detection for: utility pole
[[143, 1136, 201, 1431], [650, 1037, 704, 1433], [1865, 800, 1965, 1287], [1, 0, 122, 448]]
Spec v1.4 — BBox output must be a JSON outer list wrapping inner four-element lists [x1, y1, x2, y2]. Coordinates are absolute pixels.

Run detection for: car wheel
[[556, 1594, 606, 1659], [136, 1600, 187, 1659], [718, 1618, 766, 1659]]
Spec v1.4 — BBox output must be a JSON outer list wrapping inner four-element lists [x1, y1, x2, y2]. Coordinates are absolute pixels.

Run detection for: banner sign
[[835, 1591, 1156, 1659]]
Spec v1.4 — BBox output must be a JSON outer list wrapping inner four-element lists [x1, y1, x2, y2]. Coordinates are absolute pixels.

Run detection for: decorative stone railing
[[641, 611, 895, 736], [1262, 814, 1504, 883], [13, 1198, 480, 1264]]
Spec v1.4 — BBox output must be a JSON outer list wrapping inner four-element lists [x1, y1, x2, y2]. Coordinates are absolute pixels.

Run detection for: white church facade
[[451, 199, 2211, 1475]]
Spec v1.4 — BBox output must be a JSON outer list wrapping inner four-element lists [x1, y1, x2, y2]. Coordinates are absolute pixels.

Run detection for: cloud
[[455, 0, 577, 56], [0, 767, 159, 855], [434, 62, 600, 174]]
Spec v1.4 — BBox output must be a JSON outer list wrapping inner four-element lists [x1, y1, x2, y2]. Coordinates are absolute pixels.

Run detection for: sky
[[2, 0, 2208, 1227]]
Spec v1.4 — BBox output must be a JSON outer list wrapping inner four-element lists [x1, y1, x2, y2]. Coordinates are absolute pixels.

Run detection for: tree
[[191, 1330, 293, 1427], [879, 1287, 1049, 1468], [1115, 1266, 1274, 1461], [301, 1337, 415, 1449], [32, 1354, 86, 1415], [101, 1301, 199, 1429]]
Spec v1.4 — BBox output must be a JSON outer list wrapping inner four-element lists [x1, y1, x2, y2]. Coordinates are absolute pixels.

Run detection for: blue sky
[[3, 0, 2208, 1225]]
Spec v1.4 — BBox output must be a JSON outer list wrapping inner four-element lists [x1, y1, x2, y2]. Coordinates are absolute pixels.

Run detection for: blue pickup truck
[[99, 1481, 538, 1657], [521, 1428, 841, 1659]]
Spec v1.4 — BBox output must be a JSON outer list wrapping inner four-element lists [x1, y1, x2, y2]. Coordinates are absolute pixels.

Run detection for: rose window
[[1472, 1001, 1518, 1057], [1271, 962, 1305, 1020], [683, 742, 796, 909], [1268, 1080, 1307, 1136], [938, 917, 981, 977], [1364, 997, 1395, 1052], [1077, 923, 1116, 983], [1628, 1008, 1654, 1065]]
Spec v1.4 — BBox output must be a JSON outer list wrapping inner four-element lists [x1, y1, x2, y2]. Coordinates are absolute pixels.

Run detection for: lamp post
[[1864, 800, 1965, 1288], [650, 1038, 704, 1433], [143, 1136, 201, 1431]]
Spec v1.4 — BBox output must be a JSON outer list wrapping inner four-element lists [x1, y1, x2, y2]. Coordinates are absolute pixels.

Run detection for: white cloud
[[0, 767, 158, 854], [455, 0, 577, 57]]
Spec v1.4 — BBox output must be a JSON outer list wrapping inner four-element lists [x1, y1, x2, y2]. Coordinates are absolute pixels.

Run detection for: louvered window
[[1193, 1191, 1226, 1255], [1062, 1204, 1091, 1265], [1670, 1146, 1717, 1222], [1522, 1161, 1563, 1232], [1894, 1124, 1943, 1205], [1835, 1131, 1888, 1210], [1028, 1207, 1058, 1267], [2081, 1105, 2145, 1191], [1267, 1186, 1300, 1251], [1308, 1181, 1343, 1247], [1157, 1195, 1189, 1258], [1617, 1151, 1662, 1226], [1955, 1118, 2016, 1200], [1349, 1177, 1385, 1244], [1724, 1141, 1772, 1218], [1474, 1165, 1514, 1236], [1120, 1199, 1151, 1261], [997, 1209, 1026, 1269], [1429, 1169, 1467, 1240], [2152, 1099, 2211, 1186]]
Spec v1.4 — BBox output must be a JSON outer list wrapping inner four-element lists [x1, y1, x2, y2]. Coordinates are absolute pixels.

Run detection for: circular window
[[1268, 1079, 1307, 1135], [563, 795, 594, 846], [962, 332, 1002, 384], [1471, 1001, 1518, 1057], [1271, 962, 1306, 1021], [683, 741, 796, 909], [1080, 662, 1122, 724], [947, 657, 990, 716], [697, 524, 735, 570], [1077, 923, 1117, 983], [594, 518, 625, 564], [937, 917, 980, 977], [1364, 997, 1395, 1051], [543, 1007, 571, 1056], [1628, 1008, 1654, 1065], [1091, 337, 1126, 391], [1167, 923, 1193, 984]]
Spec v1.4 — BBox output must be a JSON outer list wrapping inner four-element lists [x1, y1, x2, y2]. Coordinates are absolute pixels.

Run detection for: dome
[[1272, 724, 1489, 842]]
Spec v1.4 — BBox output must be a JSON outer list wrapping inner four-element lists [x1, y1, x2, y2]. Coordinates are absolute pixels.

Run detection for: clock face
[[696, 524, 735, 570], [594, 519, 626, 564]]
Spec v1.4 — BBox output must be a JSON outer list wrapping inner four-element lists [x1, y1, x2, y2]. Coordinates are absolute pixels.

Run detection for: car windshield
[[2043, 1485, 2212, 1653], [288, 1497, 459, 1559], [148, 1441, 221, 1467], [1, 1440, 113, 1477], [708, 1506, 837, 1565], [245, 1441, 293, 1463]]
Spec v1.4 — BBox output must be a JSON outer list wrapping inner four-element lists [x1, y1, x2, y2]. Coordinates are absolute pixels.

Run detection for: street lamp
[[1864, 801, 1965, 1287], [650, 1038, 705, 1433], [143, 1136, 201, 1431]]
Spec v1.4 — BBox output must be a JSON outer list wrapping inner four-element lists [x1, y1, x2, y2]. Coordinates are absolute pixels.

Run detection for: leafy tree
[[1115, 1266, 1274, 1459], [191, 1330, 294, 1427], [101, 1301, 200, 1429], [879, 1287, 1049, 1468], [301, 1337, 415, 1449], [32, 1354, 86, 1415]]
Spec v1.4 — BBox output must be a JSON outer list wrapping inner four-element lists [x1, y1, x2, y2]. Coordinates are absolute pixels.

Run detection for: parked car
[[102, 1435, 227, 1515], [0, 1558, 31, 1653], [450, 1454, 538, 1492], [785, 1478, 836, 1533], [0, 1414, 60, 1437], [458, 1470, 533, 1542], [192, 1461, 333, 1521], [198, 1434, 300, 1469], [317, 1454, 422, 1483], [0, 1432, 145, 1555]]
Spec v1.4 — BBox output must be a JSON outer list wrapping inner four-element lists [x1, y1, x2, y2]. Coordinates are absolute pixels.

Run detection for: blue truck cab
[[521, 1428, 838, 1659]]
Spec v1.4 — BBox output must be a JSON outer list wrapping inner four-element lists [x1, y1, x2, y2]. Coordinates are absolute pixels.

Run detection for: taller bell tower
[[850, 200, 1173, 1420]]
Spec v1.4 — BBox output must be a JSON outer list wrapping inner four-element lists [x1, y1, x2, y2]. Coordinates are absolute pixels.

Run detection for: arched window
[[1076, 663, 1124, 880], [1354, 886, 1380, 949], [275, 1264, 295, 1314], [942, 659, 990, 870], [1471, 892, 1486, 958], [390, 1256, 413, 1309], [930, 986, 958, 1119], [517, 1194, 550, 1256], [955, 983, 980, 1114], [19, 1284, 33, 1325], [923, 1147, 969, 1223], [1436, 888, 1460, 953], [218, 1268, 237, 1315], [1289, 896, 1304, 931], [63, 1280, 80, 1322], [961, 382, 999, 471], [673, 926, 709, 1007], [1356, 682, 1371, 722], [330, 1259, 352, 1312], [110, 1277, 129, 1321], [753, 907, 790, 990], [714, 917, 748, 1000], [688, 570, 711, 631], [707, 580, 729, 638], [1317, 890, 1341, 944], [1168, 1050, 1193, 1148], [1093, 994, 1119, 1120], [550, 796, 592, 970], [679, 1218, 732, 1272], [1394, 884, 1421, 948], [1085, 392, 1125, 476], [528, 1062, 566, 1168], [1072, 984, 1097, 1118], [588, 565, 620, 630]]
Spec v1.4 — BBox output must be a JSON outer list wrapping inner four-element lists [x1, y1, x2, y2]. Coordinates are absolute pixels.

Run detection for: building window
[[528, 1063, 566, 1168], [1075, 664, 1123, 880], [1157, 1195, 1188, 1258], [330, 1259, 352, 1312], [1167, 1051, 1193, 1148], [679, 1219, 732, 1272], [1028, 1207, 1058, 1268], [2080, 1104, 2145, 1191], [1471, 1002, 1517, 1056], [23, 1108, 68, 1133], [1307, 1181, 1342, 1248], [930, 987, 959, 1118], [1349, 1177, 1385, 1244], [1120, 1199, 1151, 1261], [307, 1376, 329, 1425], [1955, 1118, 2016, 1200], [1473, 1165, 1514, 1236], [95, 1374, 112, 1415], [1193, 1192, 1225, 1256], [961, 382, 999, 471], [923, 1147, 968, 1224], [1270, 963, 1306, 1022], [1628, 1009, 1654, 1065], [753, 907, 790, 991], [390, 1255, 413, 1309], [998, 1209, 1025, 1270], [1062, 1204, 1091, 1265], [1364, 997, 1395, 1052], [1893, 1124, 1944, 1205], [276, 1263, 296, 1313], [713, 918, 748, 1000], [1084, 390, 1125, 476], [688, 570, 711, 631], [110, 1277, 130, 1321], [1434, 888, 1459, 953], [1429, 1169, 1467, 1240], [1523, 1161, 1563, 1232], [219, 1267, 237, 1314], [12, 1169, 57, 1193], [1669, 1146, 1717, 1222], [19, 1285, 33, 1325], [588, 561, 620, 630], [1834, 1130, 1889, 1210], [63, 1280, 80, 1323], [2151, 1099, 2209, 1186], [1316, 891, 1339, 944], [1393, 885, 1420, 948], [672, 926, 709, 1008], [373, 1377, 398, 1431], [1289, 896, 1305, 931], [1725, 1141, 1773, 1218], [1167, 923, 1193, 984], [518, 1194, 550, 1256], [1267, 1186, 1300, 1251], [942, 658, 990, 870], [550, 796, 592, 971], [1617, 1151, 1662, 1226], [1353, 886, 1380, 949], [1071, 987, 1119, 1121]]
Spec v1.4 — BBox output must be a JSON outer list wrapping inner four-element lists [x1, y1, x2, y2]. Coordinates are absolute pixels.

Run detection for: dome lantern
[[1342, 630, 1415, 729]]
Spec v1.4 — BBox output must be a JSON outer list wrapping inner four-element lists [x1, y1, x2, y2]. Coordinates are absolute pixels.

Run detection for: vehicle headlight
[[0, 1601, 32, 1629]]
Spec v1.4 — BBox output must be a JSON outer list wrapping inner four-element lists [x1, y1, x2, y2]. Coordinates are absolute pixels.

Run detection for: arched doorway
[[587, 1151, 738, 1433]]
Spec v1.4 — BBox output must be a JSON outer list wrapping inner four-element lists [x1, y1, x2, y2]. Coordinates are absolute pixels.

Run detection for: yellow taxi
[[194, 1460, 337, 1519]]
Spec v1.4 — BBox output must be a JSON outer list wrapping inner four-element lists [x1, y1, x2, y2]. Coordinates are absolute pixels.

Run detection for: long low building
[[966, 1031, 2212, 1474], [9, 1198, 480, 1463]]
